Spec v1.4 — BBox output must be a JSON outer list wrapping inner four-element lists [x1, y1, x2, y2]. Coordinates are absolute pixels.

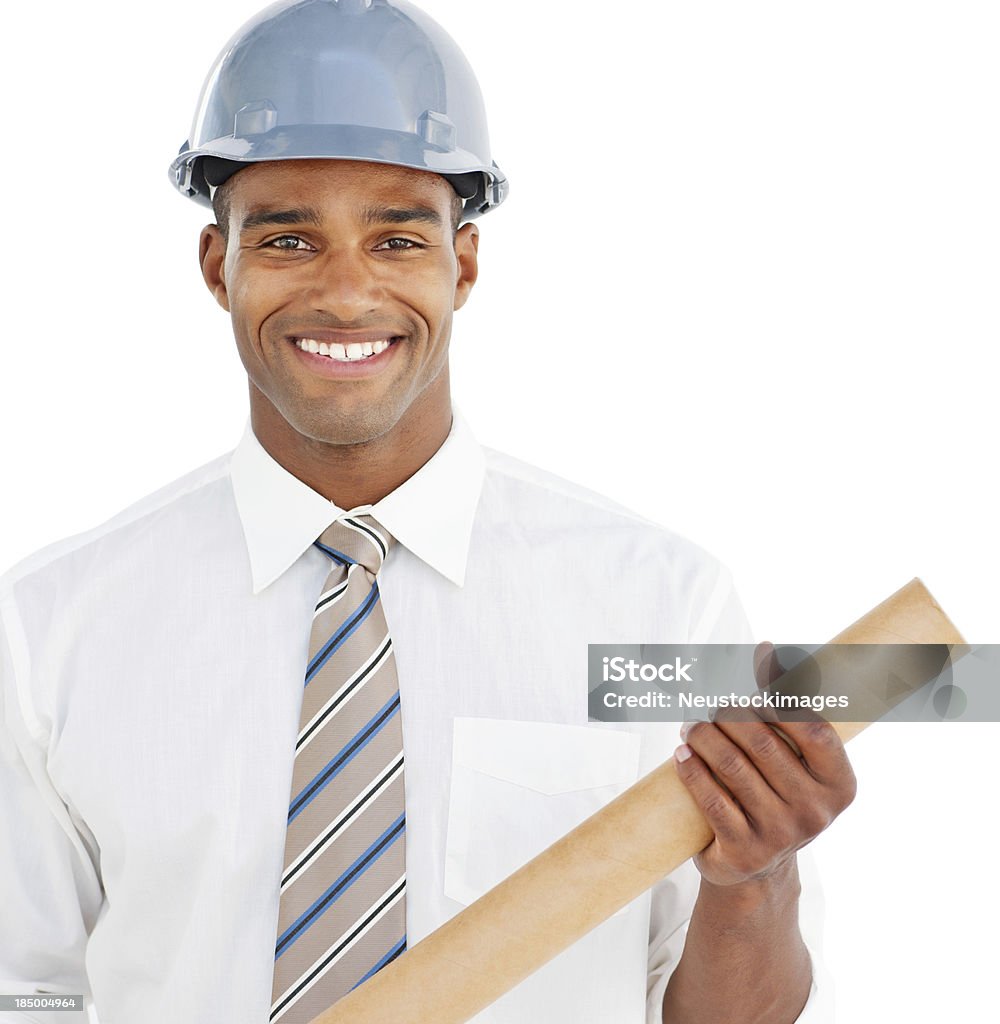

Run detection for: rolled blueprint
[[311, 578, 965, 1024]]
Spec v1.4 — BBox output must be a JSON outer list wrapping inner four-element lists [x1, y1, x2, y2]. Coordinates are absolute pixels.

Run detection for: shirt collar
[[230, 410, 485, 594]]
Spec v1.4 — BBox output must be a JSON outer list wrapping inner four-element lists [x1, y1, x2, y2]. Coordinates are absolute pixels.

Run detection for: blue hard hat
[[170, 0, 508, 220]]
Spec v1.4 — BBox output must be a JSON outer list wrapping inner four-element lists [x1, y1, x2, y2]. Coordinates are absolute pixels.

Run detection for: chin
[[294, 406, 402, 448]]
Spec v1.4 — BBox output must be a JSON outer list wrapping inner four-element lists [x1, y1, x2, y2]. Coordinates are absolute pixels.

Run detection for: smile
[[294, 337, 394, 362]]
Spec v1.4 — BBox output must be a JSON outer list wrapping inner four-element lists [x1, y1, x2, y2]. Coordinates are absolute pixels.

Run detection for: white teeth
[[296, 338, 394, 360]]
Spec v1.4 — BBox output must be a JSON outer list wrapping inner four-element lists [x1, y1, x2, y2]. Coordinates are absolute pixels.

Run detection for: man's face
[[199, 159, 478, 448]]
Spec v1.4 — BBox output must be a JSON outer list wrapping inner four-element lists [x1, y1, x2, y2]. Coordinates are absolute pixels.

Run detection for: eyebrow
[[239, 207, 322, 233], [361, 204, 443, 228], [237, 202, 444, 233]]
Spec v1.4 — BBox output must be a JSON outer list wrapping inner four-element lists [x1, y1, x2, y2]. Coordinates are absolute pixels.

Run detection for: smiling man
[[0, 2, 854, 1023], [199, 159, 478, 507]]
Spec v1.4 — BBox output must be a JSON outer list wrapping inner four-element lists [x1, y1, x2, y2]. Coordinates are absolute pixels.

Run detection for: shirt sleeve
[[644, 562, 833, 1023], [0, 591, 103, 1023]]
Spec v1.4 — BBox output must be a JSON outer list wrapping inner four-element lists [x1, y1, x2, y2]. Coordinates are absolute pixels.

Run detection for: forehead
[[224, 159, 453, 214]]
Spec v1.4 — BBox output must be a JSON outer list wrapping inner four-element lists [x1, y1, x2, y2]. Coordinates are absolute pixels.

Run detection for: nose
[[305, 246, 382, 321]]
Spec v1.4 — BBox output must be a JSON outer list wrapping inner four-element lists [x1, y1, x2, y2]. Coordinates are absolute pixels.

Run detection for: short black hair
[[211, 172, 464, 243], [212, 180, 234, 244]]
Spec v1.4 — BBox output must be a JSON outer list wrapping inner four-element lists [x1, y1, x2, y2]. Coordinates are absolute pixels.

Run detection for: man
[[0, 2, 855, 1022]]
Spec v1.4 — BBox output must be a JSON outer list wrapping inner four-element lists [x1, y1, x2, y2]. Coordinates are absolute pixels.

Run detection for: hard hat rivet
[[417, 110, 456, 152], [234, 101, 278, 138]]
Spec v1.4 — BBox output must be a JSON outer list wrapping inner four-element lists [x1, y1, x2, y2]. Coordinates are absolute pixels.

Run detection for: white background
[[2, 1, 997, 1020]]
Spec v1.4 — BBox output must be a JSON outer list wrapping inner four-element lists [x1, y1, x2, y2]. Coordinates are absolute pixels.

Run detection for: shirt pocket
[[443, 717, 642, 908]]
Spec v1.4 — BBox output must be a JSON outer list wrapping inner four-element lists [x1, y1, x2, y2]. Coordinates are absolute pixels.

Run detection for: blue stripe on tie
[[305, 581, 380, 683], [274, 813, 405, 958], [288, 692, 401, 824], [350, 936, 407, 991], [315, 541, 355, 566]]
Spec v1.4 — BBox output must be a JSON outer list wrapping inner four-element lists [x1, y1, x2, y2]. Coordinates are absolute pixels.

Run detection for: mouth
[[286, 331, 405, 379], [291, 336, 401, 362]]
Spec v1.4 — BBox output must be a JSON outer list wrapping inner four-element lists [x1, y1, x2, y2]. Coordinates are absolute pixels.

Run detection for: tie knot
[[315, 514, 392, 575]]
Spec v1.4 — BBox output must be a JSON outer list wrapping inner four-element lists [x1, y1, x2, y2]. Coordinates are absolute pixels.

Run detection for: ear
[[452, 223, 479, 311], [199, 224, 230, 312]]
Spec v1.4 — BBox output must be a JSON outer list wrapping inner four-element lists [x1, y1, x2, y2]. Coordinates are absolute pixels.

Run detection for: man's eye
[[267, 235, 310, 250], [375, 237, 425, 251]]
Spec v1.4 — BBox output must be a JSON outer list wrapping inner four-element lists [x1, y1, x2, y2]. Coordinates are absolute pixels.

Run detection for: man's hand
[[662, 642, 857, 1023], [673, 641, 857, 886]]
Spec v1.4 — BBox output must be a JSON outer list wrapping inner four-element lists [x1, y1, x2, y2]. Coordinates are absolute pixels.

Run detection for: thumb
[[753, 640, 784, 690]]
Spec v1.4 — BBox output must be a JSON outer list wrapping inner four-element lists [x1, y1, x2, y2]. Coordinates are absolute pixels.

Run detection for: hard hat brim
[[171, 124, 507, 217]]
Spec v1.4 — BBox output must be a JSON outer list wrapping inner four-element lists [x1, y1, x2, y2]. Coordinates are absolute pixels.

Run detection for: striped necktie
[[270, 514, 406, 1023]]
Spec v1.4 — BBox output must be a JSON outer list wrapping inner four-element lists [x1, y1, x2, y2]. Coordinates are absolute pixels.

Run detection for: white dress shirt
[[0, 412, 830, 1023]]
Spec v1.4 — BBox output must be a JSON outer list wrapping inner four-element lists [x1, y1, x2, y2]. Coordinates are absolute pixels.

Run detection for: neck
[[249, 378, 453, 509]]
